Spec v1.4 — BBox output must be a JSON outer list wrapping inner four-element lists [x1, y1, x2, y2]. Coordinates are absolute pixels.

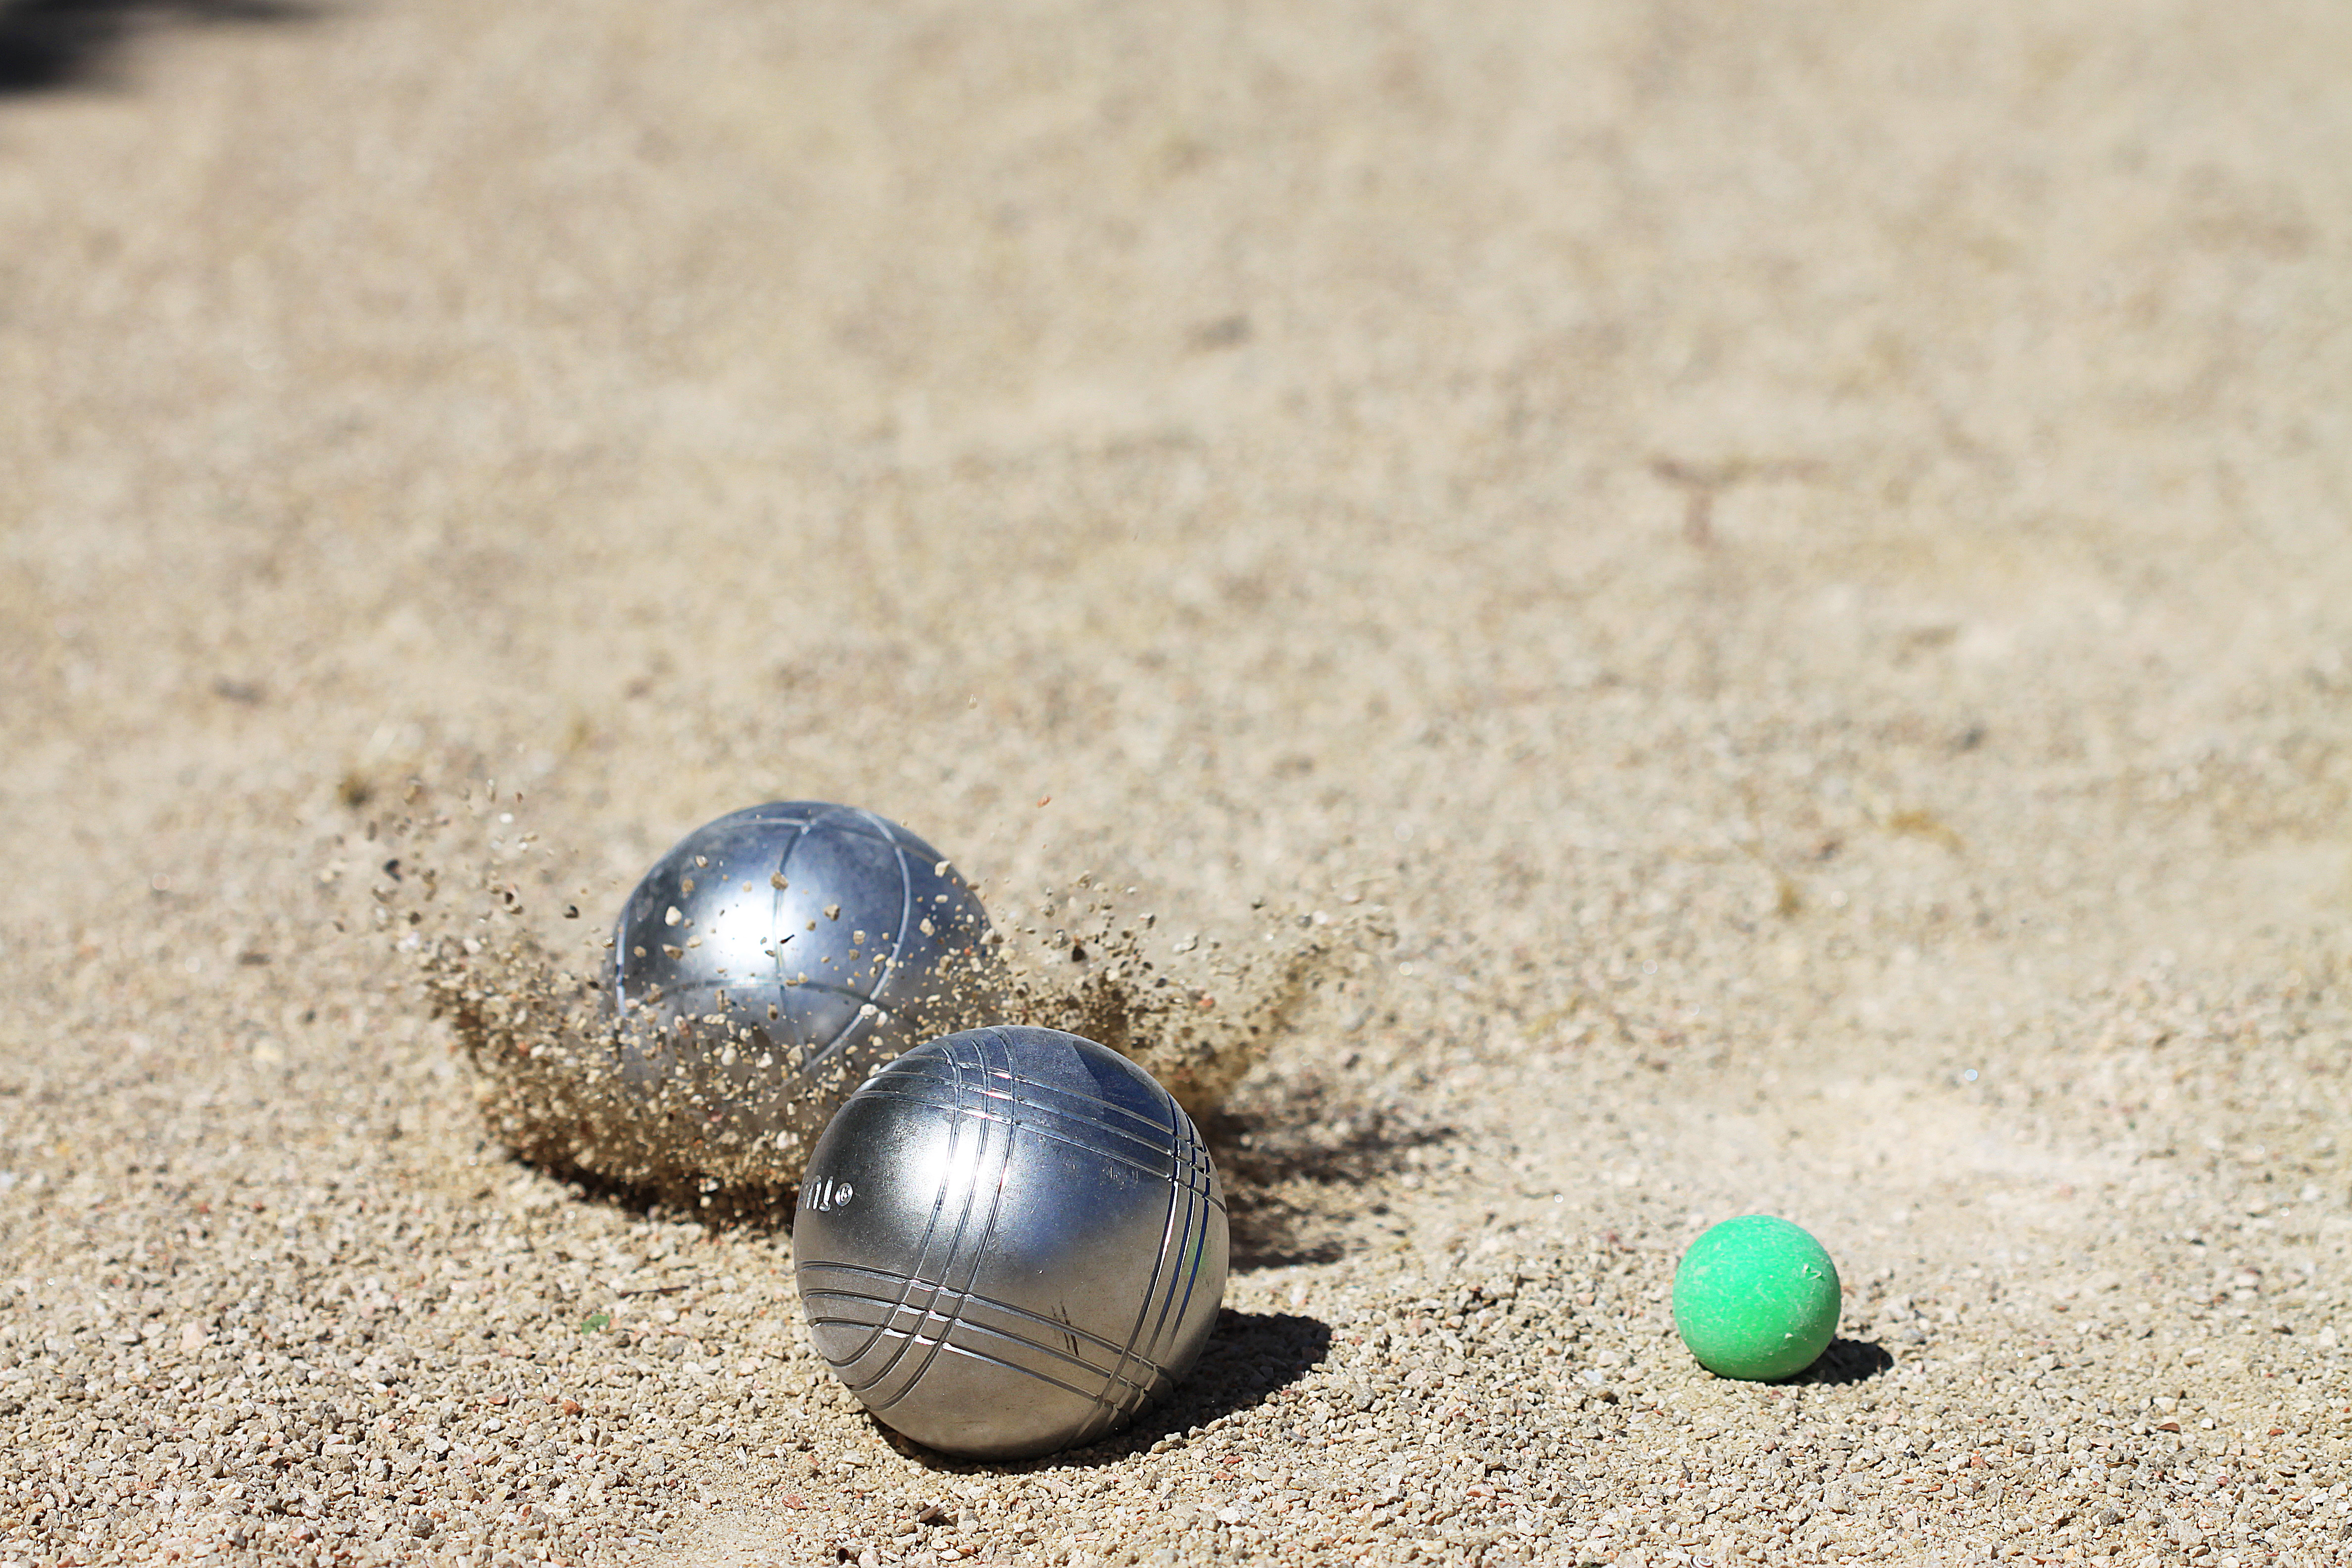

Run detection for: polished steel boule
[[610, 802, 992, 1179], [794, 1026, 1228, 1460]]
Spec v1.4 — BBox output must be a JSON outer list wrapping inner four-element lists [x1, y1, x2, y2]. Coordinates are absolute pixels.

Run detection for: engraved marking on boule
[[804, 1177, 857, 1213]]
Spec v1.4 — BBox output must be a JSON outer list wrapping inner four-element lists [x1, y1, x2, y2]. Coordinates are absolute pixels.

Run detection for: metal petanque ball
[[793, 1026, 1228, 1460], [610, 801, 992, 1180]]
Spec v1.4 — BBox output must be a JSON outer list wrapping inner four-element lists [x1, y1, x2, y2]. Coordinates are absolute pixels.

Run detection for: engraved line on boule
[[1133, 1107, 1213, 1390], [998, 1064, 1176, 1137], [850, 1088, 1214, 1189], [866, 1076, 1179, 1168], [818, 1057, 972, 1372], [799, 1266, 1144, 1369], [866, 837, 920, 1014], [980, 1026, 1136, 1430], [1083, 1176, 1180, 1442], [1128, 1129, 1198, 1403], [799, 1270, 1170, 1401], [879, 1033, 1007, 1401], [803, 1304, 1149, 1406], [853, 1039, 1017, 1413], [865, 1037, 1195, 1171], [877, 1053, 1177, 1138], [843, 804, 900, 844], [759, 976, 889, 1012], [762, 827, 800, 987], [1131, 1110, 1218, 1413], [857, 1092, 983, 1383], [860, 1037, 1022, 1415], [1080, 1072, 1201, 1436], [972, 1026, 1130, 1435], [824, 1134, 969, 1383], [808, 993, 889, 1081], [1129, 1137, 1212, 1413]]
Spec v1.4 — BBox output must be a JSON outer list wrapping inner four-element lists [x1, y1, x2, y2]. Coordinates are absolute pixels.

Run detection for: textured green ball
[[1672, 1215, 1841, 1381]]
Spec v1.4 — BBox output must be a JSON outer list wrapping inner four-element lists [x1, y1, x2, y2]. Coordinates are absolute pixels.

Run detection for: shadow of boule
[[1208, 1075, 1454, 1271], [1790, 1336, 1895, 1386]]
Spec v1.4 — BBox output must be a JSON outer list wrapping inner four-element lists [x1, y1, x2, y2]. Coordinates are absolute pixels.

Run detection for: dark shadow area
[[0, 0, 316, 95], [880, 1309, 1334, 1474], [1222, 1200, 1347, 1270], [1206, 1105, 1453, 1187], [1103, 1309, 1331, 1451], [1207, 1085, 1454, 1271], [1789, 1337, 1895, 1386]]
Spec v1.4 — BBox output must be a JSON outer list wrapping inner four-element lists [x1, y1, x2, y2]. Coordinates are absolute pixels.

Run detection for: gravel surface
[[4, 1, 2351, 1565]]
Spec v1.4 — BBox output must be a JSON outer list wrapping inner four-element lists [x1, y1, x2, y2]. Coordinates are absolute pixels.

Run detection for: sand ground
[[3, 1, 2352, 1565]]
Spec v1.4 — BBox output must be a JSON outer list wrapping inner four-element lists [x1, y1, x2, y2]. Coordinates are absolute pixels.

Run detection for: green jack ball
[[1672, 1215, 1841, 1381]]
